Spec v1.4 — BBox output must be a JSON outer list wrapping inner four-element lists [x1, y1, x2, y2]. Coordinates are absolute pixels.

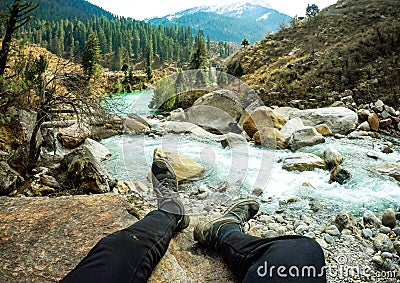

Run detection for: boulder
[[125, 116, 150, 134], [57, 122, 91, 149], [186, 105, 241, 134], [127, 113, 151, 128], [280, 117, 305, 139], [329, 165, 352, 185], [282, 153, 326, 172], [62, 147, 112, 194], [324, 148, 344, 169], [373, 233, 395, 253], [382, 208, 397, 228], [153, 148, 205, 182], [169, 108, 186, 122], [371, 162, 400, 182], [84, 138, 112, 162], [254, 127, 288, 149], [289, 127, 325, 151], [315, 124, 333, 136], [192, 90, 243, 121], [368, 113, 380, 131], [290, 107, 358, 134], [272, 107, 297, 122], [220, 133, 247, 148], [0, 161, 24, 196], [243, 106, 287, 138]]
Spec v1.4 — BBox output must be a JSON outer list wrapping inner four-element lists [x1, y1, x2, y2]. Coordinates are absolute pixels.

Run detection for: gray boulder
[[282, 153, 326, 172], [186, 105, 241, 134], [169, 108, 186, 122], [324, 148, 344, 169], [371, 162, 400, 182], [192, 89, 243, 121], [382, 208, 397, 228], [290, 107, 358, 134], [329, 165, 352, 185], [57, 122, 91, 149], [62, 147, 112, 194], [280, 117, 305, 139], [289, 127, 325, 151], [0, 161, 24, 196]]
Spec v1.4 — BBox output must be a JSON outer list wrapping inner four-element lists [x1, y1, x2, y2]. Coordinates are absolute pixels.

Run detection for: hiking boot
[[193, 199, 259, 250], [151, 157, 189, 231]]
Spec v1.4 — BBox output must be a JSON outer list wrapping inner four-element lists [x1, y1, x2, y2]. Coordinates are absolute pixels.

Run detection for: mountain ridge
[[148, 2, 291, 44]]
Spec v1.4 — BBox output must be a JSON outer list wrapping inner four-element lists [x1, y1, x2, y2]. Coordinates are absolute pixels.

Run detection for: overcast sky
[[87, 0, 338, 20]]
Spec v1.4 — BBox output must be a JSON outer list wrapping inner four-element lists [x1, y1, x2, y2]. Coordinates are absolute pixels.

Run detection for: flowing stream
[[101, 91, 400, 215]]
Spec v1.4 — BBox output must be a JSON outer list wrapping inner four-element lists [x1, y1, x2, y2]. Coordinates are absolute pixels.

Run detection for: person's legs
[[194, 199, 326, 283], [62, 157, 189, 283], [61, 210, 178, 283], [219, 232, 326, 282]]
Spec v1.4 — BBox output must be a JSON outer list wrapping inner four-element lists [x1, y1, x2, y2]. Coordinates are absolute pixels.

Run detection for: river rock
[[362, 228, 373, 239], [153, 148, 205, 182], [368, 113, 380, 131], [220, 133, 247, 148], [0, 161, 24, 196], [315, 124, 333, 136], [379, 118, 392, 129], [62, 147, 112, 194], [363, 210, 382, 228], [289, 107, 358, 134], [57, 122, 91, 149], [243, 106, 286, 138], [192, 89, 243, 122], [282, 153, 326, 172], [357, 121, 370, 131], [280, 117, 305, 139], [371, 162, 400, 182], [334, 211, 357, 232], [125, 116, 150, 134], [186, 105, 240, 134], [382, 208, 397, 228], [324, 148, 344, 169], [373, 233, 395, 252], [169, 108, 186, 122], [254, 127, 288, 149], [329, 165, 352, 185], [84, 138, 112, 162], [357, 109, 370, 122], [289, 127, 325, 151]]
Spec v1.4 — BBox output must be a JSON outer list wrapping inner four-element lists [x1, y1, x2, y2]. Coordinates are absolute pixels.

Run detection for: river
[[101, 91, 400, 215]]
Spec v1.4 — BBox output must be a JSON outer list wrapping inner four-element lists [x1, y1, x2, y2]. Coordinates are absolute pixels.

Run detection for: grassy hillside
[[227, 0, 400, 109]]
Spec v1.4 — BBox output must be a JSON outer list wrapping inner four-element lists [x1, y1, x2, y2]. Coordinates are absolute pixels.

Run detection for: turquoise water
[[101, 91, 400, 215]]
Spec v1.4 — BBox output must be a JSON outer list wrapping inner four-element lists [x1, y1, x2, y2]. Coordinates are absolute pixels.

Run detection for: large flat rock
[[0, 194, 136, 282], [0, 195, 237, 283]]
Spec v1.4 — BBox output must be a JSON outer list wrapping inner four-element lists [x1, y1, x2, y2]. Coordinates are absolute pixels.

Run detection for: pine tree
[[189, 31, 209, 70], [241, 38, 249, 48], [145, 40, 153, 80], [82, 32, 101, 79]]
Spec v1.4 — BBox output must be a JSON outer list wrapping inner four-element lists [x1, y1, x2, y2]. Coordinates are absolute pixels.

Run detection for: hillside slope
[[0, 0, 114, 21], [148, 2, 291, 44], [227, 0, 400, 108]]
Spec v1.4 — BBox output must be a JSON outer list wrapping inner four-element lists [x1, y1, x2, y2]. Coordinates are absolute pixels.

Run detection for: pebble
[[382, 208, 397, 228], [262, 230, 279, 238], [393, 227, 400, 236], [295, 224, 309, 234], [276, 226, 287, 236], [362, 228, 373, 239], [252, 187, 263, 196], [315, 238, 328, 249], [258, 214, 274, 224], [371, 254, 384, 266], [379, 226, 393, 234], [324, 233, 335, 243], [274, 215, 285, 223], [304, 231, 316, 238], [373, 233, 395, 252], [381, 252, 394, 259], [268, 222, 281, 231], [326, 225, 341, 236]]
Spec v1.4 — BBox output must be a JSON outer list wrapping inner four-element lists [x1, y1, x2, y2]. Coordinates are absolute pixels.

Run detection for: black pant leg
[[219, 232, 326, 283], [61, 210, 177, 283]]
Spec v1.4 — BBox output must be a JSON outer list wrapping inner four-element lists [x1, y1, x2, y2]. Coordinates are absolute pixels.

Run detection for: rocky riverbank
[[1, 88, 400, 282]]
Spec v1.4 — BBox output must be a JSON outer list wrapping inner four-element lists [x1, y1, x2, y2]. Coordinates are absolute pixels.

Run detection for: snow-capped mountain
[[148, 2, 291, 44]]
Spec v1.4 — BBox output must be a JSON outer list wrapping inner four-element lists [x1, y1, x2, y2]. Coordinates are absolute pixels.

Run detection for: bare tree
[[0, 0, 38, 76]]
